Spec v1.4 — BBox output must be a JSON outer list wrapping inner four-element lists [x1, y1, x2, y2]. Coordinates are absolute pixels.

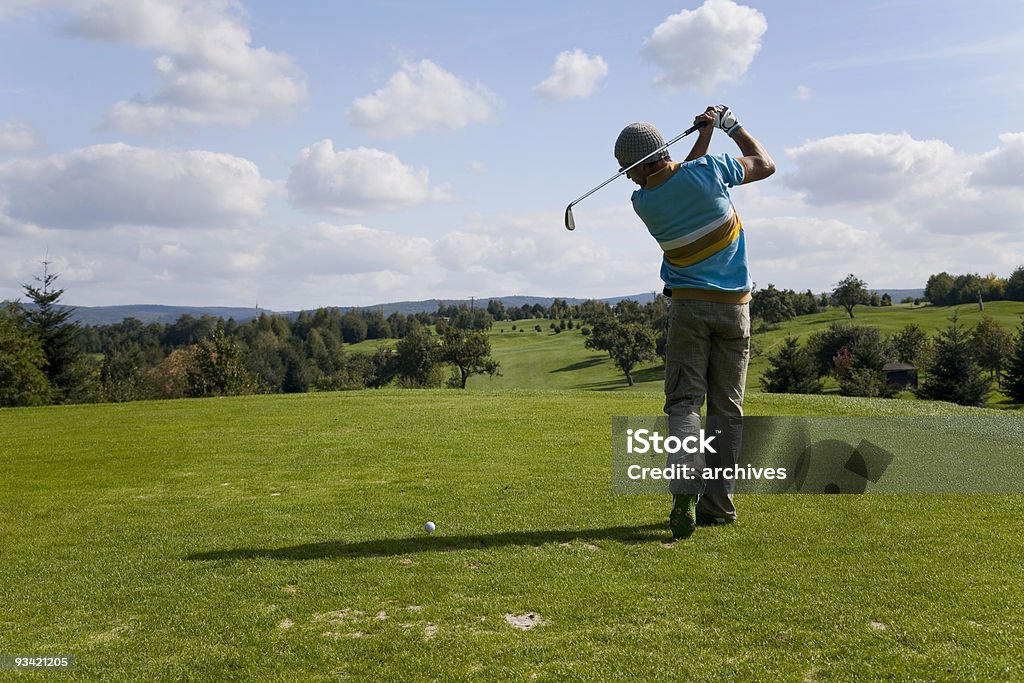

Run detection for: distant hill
[[25, 293, 660, 326], [348, 293, 659, 317], [20, 289, 925, 326], [19, 304, 267, 326], [871, 288, 925, 301]]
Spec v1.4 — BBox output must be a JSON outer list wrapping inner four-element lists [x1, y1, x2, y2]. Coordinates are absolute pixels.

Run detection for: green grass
[[350, 319, 663, 393], [2, 391, 1023, 680], [347, 306, 1024, 408]]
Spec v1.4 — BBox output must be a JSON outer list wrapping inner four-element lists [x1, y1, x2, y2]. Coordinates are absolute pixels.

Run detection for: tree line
[[762, 315, 1024, 406], [0, 268, 632, 407], [924, 267, 1024, 307]]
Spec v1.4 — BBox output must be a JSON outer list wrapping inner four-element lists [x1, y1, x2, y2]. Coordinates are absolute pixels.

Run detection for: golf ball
[[423, 521, 436, 533]]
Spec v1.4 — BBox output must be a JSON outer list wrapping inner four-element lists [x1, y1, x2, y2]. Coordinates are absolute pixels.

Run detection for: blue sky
[[1, 0, 1022, 309]]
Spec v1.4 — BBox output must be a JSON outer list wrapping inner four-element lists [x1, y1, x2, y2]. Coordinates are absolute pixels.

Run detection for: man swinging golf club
[[614, 106, 774, 538]]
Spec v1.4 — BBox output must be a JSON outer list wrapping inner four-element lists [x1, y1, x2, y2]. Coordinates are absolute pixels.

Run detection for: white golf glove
[[713, 105, 742, 137]]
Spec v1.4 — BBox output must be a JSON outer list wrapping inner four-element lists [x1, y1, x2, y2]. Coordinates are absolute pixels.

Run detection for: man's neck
[[644, 160, 681, 189]]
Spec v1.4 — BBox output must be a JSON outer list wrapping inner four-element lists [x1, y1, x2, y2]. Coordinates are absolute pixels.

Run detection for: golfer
[[614, 106, 774, 538]]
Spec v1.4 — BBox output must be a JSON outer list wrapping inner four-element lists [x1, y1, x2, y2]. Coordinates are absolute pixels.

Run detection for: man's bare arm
[[731, 127, 775, 184], [683, 109, 716, 162]]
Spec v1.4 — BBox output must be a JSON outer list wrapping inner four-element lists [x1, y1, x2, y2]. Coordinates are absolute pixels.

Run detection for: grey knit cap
[[614, 122, 668, 167]]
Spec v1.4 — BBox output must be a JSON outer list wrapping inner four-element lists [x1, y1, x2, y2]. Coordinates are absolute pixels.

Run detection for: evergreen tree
[[22, 260, 83, 401], [760, 337, 822, 394], [917, 314, 991, 406], [1003, 319, 1024, 403], [1006, 266, 1024, 301]]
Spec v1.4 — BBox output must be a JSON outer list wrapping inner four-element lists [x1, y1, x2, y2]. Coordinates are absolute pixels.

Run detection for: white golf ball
[[423, 521, 436, 533]]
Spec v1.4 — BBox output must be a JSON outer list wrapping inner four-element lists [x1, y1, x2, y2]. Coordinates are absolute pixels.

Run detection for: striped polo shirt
[[631, 153, 751, 303]]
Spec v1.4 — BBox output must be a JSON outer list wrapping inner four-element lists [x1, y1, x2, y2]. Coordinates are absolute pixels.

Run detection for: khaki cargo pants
[[663, 298, 750, 521]]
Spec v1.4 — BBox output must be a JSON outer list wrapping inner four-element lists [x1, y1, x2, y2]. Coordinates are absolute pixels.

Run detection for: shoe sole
[[669, 496, 697, 540]]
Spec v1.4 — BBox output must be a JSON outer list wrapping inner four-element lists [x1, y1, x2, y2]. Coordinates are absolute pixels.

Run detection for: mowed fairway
[[3, 391, 1023, 680], [348, 302, 1024, 404]]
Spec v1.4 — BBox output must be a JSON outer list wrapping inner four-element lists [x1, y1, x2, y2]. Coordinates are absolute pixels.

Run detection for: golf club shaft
[[567, 122, 704, 214]]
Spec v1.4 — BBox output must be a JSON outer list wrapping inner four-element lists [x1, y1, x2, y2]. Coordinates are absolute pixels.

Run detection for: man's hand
[[712, 105, 742, 137], [693, 107, 717, 131]]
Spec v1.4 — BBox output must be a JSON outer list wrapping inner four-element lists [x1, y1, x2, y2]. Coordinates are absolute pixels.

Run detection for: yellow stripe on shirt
[[662, 213, 743, 267]]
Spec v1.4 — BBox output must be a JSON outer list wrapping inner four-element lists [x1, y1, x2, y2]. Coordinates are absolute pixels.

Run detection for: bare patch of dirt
[[505, 612, 546, 630]]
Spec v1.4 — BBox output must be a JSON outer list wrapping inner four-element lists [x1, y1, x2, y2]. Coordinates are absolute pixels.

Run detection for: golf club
[[564, 122, 705, 231]]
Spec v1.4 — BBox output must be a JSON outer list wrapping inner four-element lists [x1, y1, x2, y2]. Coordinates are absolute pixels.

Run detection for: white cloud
[[286, 140, 452, 214], [466, 160, 486, 174], [267, 222, 434, 277], [642, 0, 767, 92], [347, 60, 497, 138], [970, 132, 1024, 188], [535, 49, 608, 101], [783, 131, 1024, 240], [431, 210, 659, 298], [744, 216, 871, 261], [0, 119, 45, 153], [0, 143, 273, 230], [784, 132, 959, 206], [794, 85, 812, 101], [36, 0, 307, 131]]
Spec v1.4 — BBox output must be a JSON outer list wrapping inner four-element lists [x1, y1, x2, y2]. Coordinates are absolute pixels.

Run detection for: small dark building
[[884, 362, 918, 390]]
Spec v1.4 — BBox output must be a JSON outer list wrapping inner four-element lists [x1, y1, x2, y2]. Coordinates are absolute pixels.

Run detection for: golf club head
[[564, 205, 575, 231]]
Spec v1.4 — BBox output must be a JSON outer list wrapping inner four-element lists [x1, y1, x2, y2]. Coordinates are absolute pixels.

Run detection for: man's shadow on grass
[[186, 523, 667, 562]]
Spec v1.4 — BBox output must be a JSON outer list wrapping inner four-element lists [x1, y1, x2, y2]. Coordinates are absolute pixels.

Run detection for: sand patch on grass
[[505, 613, 546, 630]]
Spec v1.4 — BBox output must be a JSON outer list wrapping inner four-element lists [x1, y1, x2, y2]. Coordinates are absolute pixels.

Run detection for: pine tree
[[1004, 319, 1024, 403], [22, 260, 84, 402], [917, 314, 991, 406], [760, 337, 822, 394]]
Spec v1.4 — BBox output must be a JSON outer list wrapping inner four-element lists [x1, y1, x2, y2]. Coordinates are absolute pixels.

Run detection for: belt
[[663, 287, 752, 304]]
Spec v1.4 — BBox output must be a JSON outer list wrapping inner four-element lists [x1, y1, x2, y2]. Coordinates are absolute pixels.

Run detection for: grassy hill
[[346, 302, 1024, 407], [2, 390, 1021, 680]]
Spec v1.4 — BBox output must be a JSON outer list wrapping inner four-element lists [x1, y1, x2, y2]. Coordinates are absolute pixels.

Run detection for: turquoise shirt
[[630, 154, 751, 294]]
